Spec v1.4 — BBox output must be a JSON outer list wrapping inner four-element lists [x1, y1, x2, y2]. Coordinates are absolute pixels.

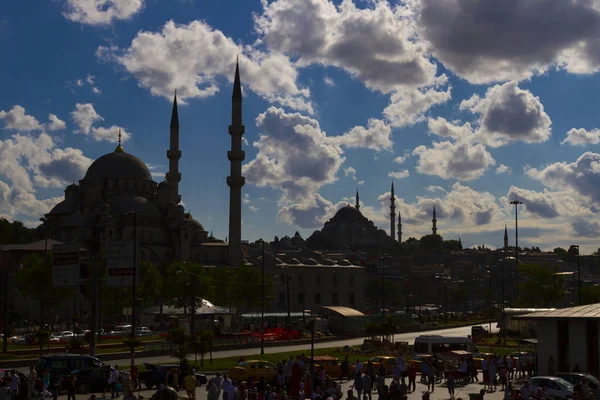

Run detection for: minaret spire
[[355, 190, 360, 211], [432, 205, 438, 235], [114, 129, 124, 153], [397, 209, 402, 243], [166, 91, 182, 204], [390, 182, 396, 240], [227, 59, 246, 266]]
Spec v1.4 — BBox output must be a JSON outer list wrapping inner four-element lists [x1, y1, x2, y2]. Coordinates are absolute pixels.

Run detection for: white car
[[135, 327, 153, 336], [53, 331, 75, 341], [529, 376, 574, 399]]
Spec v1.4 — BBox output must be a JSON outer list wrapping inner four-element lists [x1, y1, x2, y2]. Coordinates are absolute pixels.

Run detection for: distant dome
[[61, 213, 91, 228], [66, 183, 79, 192], [303, 258, 319, 265], [48, 199, 78, 215], [338, 259, 352, 266], [182, 217, 206, 232], [110, 195, 160, 214], [84, 151, 152, 181], [332, 205, 366, 223]]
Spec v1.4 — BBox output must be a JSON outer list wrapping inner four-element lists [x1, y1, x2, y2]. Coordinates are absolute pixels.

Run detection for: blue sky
[[1, 0, 600, 253]]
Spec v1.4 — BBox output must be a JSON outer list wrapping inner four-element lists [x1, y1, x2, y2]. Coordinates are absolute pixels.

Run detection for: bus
[[413, 335, 479, 354]]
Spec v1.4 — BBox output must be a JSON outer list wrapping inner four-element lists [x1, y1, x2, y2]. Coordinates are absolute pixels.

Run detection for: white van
[[413, 335, 478, 354]]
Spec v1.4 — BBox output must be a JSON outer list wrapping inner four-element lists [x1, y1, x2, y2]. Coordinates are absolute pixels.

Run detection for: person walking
[[184, 372, 196, 400], [488, 357, 497, 391], [352, 371, 364, 400], [27, 366, 37, 400], [66, 374, 77, 400], [361, 372, 372, 400], [447, 374, 455, 400], [41, 369, 50, 400], [407, 368, 416, 393], [426, 362, 436, 393]]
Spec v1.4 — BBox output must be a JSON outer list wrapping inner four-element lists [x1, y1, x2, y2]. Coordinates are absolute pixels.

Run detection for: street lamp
[[510, 199, 523, 297], [487, 267, 492, 333], [39, 217, 48, 251], [124, 211, 138, 371], [259, 239, 265, 355], [572, 245, 581, 305], [379, 255, 390, 315]]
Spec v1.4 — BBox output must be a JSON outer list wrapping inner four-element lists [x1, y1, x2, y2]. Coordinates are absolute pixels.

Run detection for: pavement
[[11, 324, 497, 376], [31, 372, 512, 400]]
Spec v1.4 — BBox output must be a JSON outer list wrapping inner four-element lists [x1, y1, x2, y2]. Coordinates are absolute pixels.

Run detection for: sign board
[[53, 244, 80, 287], [106, 240, 139, 287]]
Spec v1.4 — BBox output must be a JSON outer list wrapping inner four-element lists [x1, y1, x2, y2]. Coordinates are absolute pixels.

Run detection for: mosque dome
[[182, 217, 206, 232], [61, 213, 92, 228], [109, 195, 160, 214], [48, 199, 78, 215], [332, 205, 366, 223], [84, 150, 152, 181]]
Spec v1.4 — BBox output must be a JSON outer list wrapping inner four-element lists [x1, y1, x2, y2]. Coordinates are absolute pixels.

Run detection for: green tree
[[230, 265, 274, 309], [405, 237, 419, 245], [581, 286, 600, 305], [163, 262, 214, 314], [420, 234, 444, 251], [190, 330, 214, 366], [0, 218, 33, 244], [15, 253, 72, 326], [516, 264, 566, 307], [207, 266, 235, 308], [166, 326, 189, 363], [137, 260, 162, 306], [365, 277, 402, 310]]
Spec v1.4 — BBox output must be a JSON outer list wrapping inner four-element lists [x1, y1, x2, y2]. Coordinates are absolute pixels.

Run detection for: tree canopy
[[0, 218, 33, 244], [515, 263, 566, 307]]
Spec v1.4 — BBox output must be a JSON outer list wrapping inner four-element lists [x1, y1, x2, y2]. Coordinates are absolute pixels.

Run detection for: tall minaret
[[390, 182, 396, 240], [397, 209, 402, 243], [355, 190, 360, 211], [432, 206, 438, 235], [227, 60, 246, 267], [504, 224, 509, 252], [166, 92, 182, 204]]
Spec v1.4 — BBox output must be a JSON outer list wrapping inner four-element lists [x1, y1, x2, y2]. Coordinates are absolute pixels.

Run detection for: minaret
[[504, 224, 509, 252], [390, 182, 396, 240], [166, 92, 182, 204], [397, 209, 402, 243], [432, 206, 438, 235], [227, 60, 246, 267], [355, 190, 360, 211]]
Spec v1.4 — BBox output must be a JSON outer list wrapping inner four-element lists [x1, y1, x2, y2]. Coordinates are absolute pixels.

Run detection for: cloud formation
[[62, 0, 144, 25]]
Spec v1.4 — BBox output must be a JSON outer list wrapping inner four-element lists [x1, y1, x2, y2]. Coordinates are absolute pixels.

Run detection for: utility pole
[[129, 211, 138, 371], [286, 276, 291, 326], [190, 269, 196, 336], [572, 245, 581, 305], [89, 248, 99, 356], [510, 199, 522, 297], [260, 240, 265, 355], [2, 255, 8, 353], [380, 256, 386, 315]]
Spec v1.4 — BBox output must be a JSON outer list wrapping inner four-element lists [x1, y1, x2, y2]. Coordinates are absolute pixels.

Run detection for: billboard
[[106, 240, 139, 287], [53, 244, 80, 287]]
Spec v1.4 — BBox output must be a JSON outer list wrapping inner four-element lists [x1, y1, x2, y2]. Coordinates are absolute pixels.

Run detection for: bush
[[69, 337, 83, 349], [123, 338, 142, 349]]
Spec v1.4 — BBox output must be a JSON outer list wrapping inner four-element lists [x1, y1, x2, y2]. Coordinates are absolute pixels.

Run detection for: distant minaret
[[390, 182, 396, 240], [166, 92, 182, 204], [504, 224, 509, 252], [458, 237, 462, 249], [397, 209, 402, 243], [355, 190, 360, 211], [432, 206, 438, 235], [227, 60, 246, 266]]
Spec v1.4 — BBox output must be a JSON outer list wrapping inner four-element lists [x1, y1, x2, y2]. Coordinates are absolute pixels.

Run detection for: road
[[13, 324, 491, 374]]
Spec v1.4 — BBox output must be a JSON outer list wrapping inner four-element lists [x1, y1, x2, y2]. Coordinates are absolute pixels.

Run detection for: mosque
[[39, 63, 247, 266]]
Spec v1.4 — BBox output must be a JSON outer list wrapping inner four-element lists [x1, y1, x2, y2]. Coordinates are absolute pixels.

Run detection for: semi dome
[[182, 217, 206, 232], [61, 213, 92, 228], [48, 199, 78, 215], [84, 151, 152, 181]]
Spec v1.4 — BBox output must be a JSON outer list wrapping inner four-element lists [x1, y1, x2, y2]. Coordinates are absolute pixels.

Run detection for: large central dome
[[84, 151, 152, 181]]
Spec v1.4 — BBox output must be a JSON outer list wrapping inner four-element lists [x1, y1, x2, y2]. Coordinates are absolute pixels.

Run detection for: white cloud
[[323, 76, 334, 86], [394, 155, 407, 164], [34, 147, 93, 188], [278, 193, 338, 229], [413, 140, 496, 181], [425, 185, 446, 193], [327, 119, 392, 151], [62, 0, 144, 26], [417, 0, 600, 83], [427, 117, 474, 141], [255, 0, 438, 92], [357, 180, 365, 185], [91, 126, 132, 143], [243, 107, 344, 202], [496, 165, 511, 175], [344, 166, 356, 180], [47, 114, 66, 131], [97, 20, 312, 113], [383, 74, 451, 128], [71, 103, 103, 135], [0, 106, 41, 131], [562, 128, 600, 146], [388, 170, 410, 179], [460, 82, 552, 147], [243, 193, 251, 204]]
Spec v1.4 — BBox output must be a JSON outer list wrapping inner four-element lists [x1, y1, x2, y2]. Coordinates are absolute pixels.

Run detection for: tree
[[190, 330, 214, 366], [420, 234, 444, 251], [516, 264, 566, 307], [0, 218, 33, 244], [15, 253, 72, 326], [166, 326, 189, 363], [163, 262, 214, 314], [137, 260, 162, 306], [405, 237, 419, 245], [206, 266, 235, 309], [581, 286, 600, 305], [365, 277, 402, 310], [230, 265, 274, 309]]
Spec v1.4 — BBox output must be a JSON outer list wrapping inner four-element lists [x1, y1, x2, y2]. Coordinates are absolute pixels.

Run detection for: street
[[12, 324, 495, 374]]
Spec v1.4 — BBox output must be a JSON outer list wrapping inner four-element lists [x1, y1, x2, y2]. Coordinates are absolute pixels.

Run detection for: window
[[348, 293, 355, 305], [315, 293, 321, 304], [316, 275, 321, 286], [333, 274, 338, 287], [349, 275, 355, 286], [332, 293, 339, 305]]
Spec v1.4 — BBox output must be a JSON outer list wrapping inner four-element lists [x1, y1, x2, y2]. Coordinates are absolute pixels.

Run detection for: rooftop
[[513, 303, 600, 321]]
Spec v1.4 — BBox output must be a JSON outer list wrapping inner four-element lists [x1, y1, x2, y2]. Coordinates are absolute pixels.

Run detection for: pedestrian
[[426, 362, 435, 393], [407, 368, 416, 393], [342, 356, 350, 382], [507, 357, 514, 380], [109, 366, 119, 398], [184, 372, 196, 400], [500, 366, 507, 391], [50, 376, 60, 400], [447, 374, 455, 400], [392, 363, 401, 384], [27, 366, 36, 400], [397, 356, 407, 385], [41, 369, 50, 400], [352, 371, 363, 400], [361, 372, 372, 400], [482, 357, 489, 391], [122, 387, 136, 400], [488, 357, 497, 391], [9, 371, 20, 400], [66, 374, 76, 400]]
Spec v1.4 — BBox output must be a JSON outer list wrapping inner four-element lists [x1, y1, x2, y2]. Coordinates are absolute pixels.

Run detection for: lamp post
[[2, 251, 7, 353], [302, 282, 306, 326], [380, 256, 386, 315], [124, 211, 138, 371], [572, 245, 581, 305], [510, 199, 522, 297], [286, 275, 291, 326], [39, 217, 49, 251], [487, 267, 492, 333], [260, 239, 265, 355]]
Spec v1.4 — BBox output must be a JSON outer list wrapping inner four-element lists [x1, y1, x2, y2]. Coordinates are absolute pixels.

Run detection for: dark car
[[65, 369, 111, 394], [138, 363, 206, 389], [556, 373, 600, 392]]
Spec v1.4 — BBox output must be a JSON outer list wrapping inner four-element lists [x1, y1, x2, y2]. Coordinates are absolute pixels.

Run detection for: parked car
[[138, 363, 206, 389], [228, 360, 277, 383], [52, 331, 75, 341], [109, 325, 133, 336], [135, 327, 153, 336], [35, 354, 129, 382], [528, 377, 574, 399], [67, 368, 111, 394], [556, 373, 600, 392]]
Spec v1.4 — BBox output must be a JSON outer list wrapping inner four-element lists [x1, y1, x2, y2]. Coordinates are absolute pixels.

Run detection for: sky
[[1, 0, 600, 254]]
